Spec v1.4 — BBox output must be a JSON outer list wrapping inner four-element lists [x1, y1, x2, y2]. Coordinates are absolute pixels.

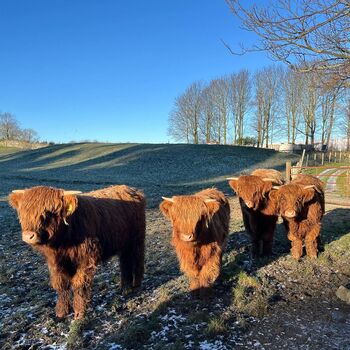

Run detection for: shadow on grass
[[0, 143, 299, 207]]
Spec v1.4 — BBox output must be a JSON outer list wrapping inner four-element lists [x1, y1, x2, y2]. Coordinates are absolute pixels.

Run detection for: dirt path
[[319, 168, 346, 192]]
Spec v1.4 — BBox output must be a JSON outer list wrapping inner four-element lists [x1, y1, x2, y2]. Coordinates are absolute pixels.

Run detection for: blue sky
[[0, 1, 272, 143]]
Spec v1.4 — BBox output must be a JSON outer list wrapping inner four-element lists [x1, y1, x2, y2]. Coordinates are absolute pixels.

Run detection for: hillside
[[0, 143, 349, 350], [0, 142, 298, 206]]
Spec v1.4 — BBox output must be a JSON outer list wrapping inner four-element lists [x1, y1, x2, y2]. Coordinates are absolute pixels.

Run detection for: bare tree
[[229, 69, 251, 144], [168, 82, 203, 144], [282, 68, 303, 143], [299, 72, 320, 145], [20, 128, 39, 143], [210, 78, 231, 144], [0, 112, 20, 141], [226, 0, 350, 83], [199, 82, 216, 143], [253, 66, 282, 147]]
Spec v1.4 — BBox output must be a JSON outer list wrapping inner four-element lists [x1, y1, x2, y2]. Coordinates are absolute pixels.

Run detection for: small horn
[[227, 177, 239, 180], [304, 184, 322, 193], [63, 191, 82, 195], [162, 196, 174, 202], [262, 178, 277, 182], [303, 185, 315, 189], [12, 190, 25, 193], [63, 217, 69, 226], [205, 199, 217, 203]]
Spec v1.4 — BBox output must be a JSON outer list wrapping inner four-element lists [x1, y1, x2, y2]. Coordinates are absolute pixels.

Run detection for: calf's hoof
[[74, 311, 85, 320], [55, 303, 69, 319]]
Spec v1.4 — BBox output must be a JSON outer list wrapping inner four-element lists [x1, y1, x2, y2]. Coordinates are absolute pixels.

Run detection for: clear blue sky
[[0, 0, 272, 143]]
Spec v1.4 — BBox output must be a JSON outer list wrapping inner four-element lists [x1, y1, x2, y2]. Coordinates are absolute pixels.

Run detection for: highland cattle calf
[[271, 174, 325, 259], [160, 188, 230, 296], [227, 169, 283, 257], [9, 185, 146, 319]]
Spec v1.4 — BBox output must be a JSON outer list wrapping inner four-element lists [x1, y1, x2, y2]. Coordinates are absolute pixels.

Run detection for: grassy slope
[[0, 143, 349, 350], [0, 142, 298, 207]]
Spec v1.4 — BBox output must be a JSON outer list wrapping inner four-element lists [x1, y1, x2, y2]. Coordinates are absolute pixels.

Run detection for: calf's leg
[[71, 265, 96, 319], [261, 218, 277, 256], [48, 263, 71, 318], [198, 252, 221, 293], [288, 233, 303, 260], [305, 223, 321, 258], [131, 233, 145, 289], [120, 250, 134, 294]]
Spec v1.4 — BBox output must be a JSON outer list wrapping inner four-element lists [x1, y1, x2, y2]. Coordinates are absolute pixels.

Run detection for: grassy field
[[0, 143, 349, 350]]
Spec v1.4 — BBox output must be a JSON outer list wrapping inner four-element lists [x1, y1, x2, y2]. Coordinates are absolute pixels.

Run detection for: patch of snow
[[199, 340, 227, 350]]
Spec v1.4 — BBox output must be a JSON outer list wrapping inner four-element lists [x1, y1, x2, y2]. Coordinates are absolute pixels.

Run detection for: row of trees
[[0, 112, 39, 143], [168, 0, 350, 149], [168, 65, 349, 149]]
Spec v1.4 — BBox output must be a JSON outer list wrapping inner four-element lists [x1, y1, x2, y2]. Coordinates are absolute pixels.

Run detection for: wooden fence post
[[300, 149, 305, 166], [286, 161, 291, 183]]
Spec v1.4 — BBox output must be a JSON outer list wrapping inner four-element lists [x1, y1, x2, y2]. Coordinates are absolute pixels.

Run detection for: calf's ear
[[262, 181, 273, 196], [227, 179, 239, 193], [9, 192, 24, 209], [160, 197, 173, 218], [302, 187, 315, 203], [63, 194, 78, 218], [268, 189, 279, 202], [205, 199, 220, 216]]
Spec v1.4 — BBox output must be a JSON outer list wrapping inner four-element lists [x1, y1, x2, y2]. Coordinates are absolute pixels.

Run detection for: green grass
[[0, 145, 20, 154], [336, 171, 350, 197], [205, 317, 228, 338], [67, 319, 88, 349], [233, 271, 269, 318]]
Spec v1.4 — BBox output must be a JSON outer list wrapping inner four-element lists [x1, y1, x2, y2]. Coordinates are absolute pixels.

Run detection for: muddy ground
[[0, 143, 349, 349]]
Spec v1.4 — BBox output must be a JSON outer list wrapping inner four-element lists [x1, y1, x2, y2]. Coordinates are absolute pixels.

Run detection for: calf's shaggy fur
[[9, 185, 146, 319], [160, 188, 230, 296], [271, 174, 325, 259], [228, 169, 283, 257]]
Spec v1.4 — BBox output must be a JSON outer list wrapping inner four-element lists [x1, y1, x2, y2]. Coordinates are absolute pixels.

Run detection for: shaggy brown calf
[[228, 169, 283, 257], [160, 188, 230, 296], [9, 185, 146, 319], [271, 174, 325, 259]]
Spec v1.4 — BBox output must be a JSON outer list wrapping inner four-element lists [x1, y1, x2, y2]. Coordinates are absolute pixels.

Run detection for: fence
[[286, 156, 350, 207], [301, 150, 350, 167]]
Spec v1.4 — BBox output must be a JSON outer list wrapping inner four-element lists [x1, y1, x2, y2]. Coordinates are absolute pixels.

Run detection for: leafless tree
[[0, 112, 20, 141], [210, 78, 231, 144], [300, 72, 320, 145], [282, 68, 303, 143], [20, 128, 39, 143], [168, 82, 203, 144], [199, 82, 216, 143], [226, 0, 350, 84], [253, 66, 282, 147], [229, 69, 251, 144]]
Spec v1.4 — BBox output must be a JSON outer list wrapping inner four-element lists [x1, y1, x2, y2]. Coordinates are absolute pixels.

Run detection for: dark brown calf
[[160, 188, 230, 296], [271, 174, 325, 259], [9, 185, 146, 319], [228, 169, 283, 257]]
